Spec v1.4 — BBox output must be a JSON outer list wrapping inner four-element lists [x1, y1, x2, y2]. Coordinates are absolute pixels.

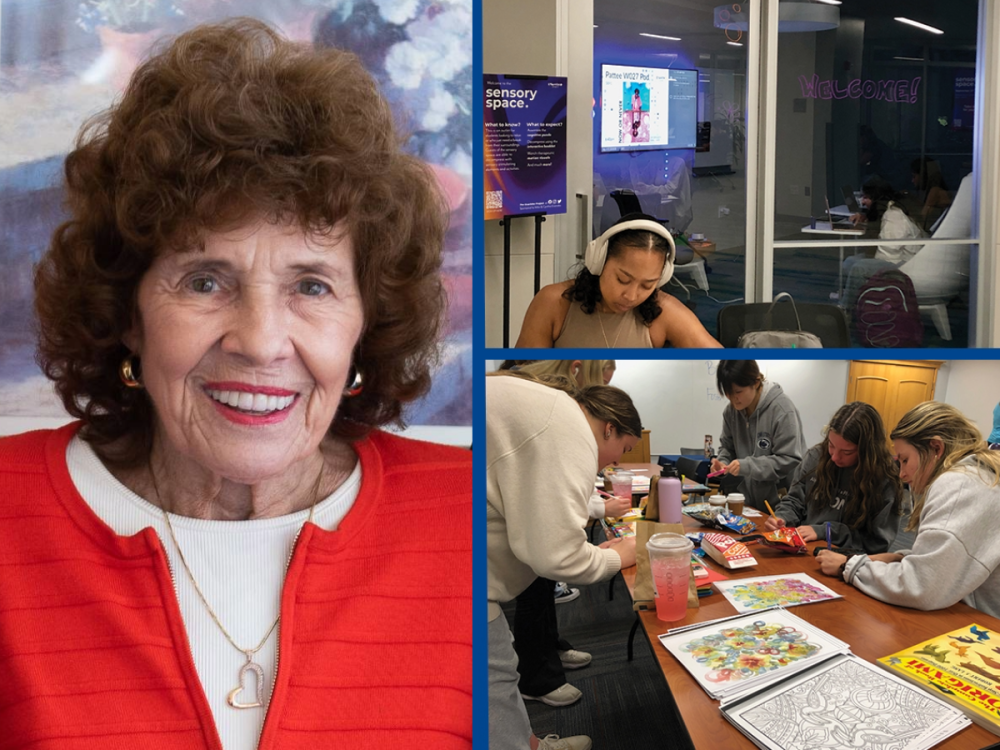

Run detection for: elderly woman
[[0, 19, 470, 750], [515, 213, 721, 348]]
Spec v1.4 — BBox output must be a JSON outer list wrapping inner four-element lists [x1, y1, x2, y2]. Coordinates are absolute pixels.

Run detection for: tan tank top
[[554, 303, 653, 348]]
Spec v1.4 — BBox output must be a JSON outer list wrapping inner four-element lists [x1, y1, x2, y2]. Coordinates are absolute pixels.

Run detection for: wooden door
[[620, 429, 651, 463], [846, 360, 940, 437]]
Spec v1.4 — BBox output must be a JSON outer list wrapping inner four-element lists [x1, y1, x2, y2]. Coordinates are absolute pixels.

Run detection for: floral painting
[[0, 0, 471, 435]]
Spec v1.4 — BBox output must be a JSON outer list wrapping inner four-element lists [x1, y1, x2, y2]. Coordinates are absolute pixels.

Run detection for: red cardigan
[[0, 423, 471, 749]]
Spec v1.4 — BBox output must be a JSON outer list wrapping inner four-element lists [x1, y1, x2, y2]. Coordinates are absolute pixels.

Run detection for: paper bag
[[632, 520, 698, 613], [644, 477, 660, 521]]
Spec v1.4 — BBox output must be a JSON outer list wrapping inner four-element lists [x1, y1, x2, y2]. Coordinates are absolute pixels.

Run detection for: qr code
[[486, 190, 503, 211]]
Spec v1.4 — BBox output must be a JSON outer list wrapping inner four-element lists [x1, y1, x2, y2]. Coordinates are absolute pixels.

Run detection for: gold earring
[[344, 369, 363, 397], [120, 355, 143, 389]]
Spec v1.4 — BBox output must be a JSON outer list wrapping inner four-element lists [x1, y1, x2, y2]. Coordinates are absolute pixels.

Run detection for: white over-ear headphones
[[584, 218, 676, 288]]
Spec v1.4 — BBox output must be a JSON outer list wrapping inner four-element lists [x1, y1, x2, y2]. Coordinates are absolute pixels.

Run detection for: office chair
[[898, 172, 973, 340], [717, 297, 851, 348]]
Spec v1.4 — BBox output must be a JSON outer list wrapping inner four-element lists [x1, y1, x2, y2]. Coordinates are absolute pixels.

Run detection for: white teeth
[[206, 389, 295, 414]]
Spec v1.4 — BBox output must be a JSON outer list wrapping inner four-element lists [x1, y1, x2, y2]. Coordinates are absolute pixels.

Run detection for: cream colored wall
[[483, 0, 558, 347]]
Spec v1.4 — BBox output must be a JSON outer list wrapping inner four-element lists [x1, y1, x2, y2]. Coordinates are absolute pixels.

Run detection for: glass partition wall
[[769, 0, 980, 347], [592, 0, 749, 336], [591, 0, 988, 347]]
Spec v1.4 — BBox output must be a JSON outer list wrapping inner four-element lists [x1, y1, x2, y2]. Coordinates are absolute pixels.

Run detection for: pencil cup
[[646, 533, 694, 622]]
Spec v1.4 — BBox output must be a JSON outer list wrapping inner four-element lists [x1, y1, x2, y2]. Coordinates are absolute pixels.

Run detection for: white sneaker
[[558, 649, 592, 670], [521, 682, 583, 707], [537, 734, 592, 750], [553, 582, 580, 604]]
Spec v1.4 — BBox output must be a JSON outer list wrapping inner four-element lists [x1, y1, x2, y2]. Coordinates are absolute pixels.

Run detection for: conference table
[[621, 514, 1000, 749], [615, 462, 712, 496]]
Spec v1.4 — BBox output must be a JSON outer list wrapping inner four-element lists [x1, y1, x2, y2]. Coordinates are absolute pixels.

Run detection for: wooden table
[[621, 515, 1000, 749], [614, 463, 711, 496]]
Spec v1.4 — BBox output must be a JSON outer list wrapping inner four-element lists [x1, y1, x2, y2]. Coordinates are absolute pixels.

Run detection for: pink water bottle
[[659, 467, 683, 524]]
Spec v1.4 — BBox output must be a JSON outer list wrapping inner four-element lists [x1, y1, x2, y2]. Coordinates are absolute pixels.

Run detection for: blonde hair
[[517, 360, 614, 387], [488, 370, 642, 437], [891, 401, 1000, 530]]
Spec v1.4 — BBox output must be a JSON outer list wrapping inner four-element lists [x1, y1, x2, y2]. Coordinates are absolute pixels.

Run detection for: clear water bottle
[[704, 434, 713, 459]]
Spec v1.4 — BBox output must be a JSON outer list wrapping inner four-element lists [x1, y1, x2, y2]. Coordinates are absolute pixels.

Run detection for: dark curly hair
[[562, 213, 667, 326], [807, 402, 903, 534], [34, 18, 448, 467]]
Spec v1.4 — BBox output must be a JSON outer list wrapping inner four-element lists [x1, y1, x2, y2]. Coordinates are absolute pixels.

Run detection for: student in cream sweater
[[818, 402, 1000, 618], [487, 371, 640, 750]]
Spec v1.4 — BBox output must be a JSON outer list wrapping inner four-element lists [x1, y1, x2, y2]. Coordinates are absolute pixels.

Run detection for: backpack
[[853, 268, 923, 347]]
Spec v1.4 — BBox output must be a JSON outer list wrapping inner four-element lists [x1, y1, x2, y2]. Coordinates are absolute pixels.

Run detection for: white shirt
[[66, 435, 361, 750]]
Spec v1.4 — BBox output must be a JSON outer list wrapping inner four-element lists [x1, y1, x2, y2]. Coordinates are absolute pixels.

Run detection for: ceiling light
[[815, 0, 841, 5], [895, 17, 944, 34], [640, 32, 681, 41], [727, 41, 743, 47], [716, 3, 839, 32], [893, 56, 924, 61]]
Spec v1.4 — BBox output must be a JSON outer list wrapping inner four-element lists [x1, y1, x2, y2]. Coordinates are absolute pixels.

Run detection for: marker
[[706, 469, 726, 479], [825, 521, 832, 550]]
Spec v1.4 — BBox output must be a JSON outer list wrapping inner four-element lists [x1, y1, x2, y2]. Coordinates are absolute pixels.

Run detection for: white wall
[[489, 359, 1000, 457], [483, 0, 558, 347], [482, 0, 594, 347], [609, 359, 851, 455], [938, 360, 1000, 437]]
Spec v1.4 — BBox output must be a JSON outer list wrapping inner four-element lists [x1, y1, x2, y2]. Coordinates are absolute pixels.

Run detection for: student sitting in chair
[[516, 214, 721, 348], [817, 402, 1000, 619], [765, 402, 903, 554]]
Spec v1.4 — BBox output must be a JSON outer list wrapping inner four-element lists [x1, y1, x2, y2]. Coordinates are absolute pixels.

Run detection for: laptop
[[825, 197, 859, 231], [841, 185, 861, 213]]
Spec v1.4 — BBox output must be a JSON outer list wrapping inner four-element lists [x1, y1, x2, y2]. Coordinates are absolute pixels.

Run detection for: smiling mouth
[[206, 389, 296, 415]]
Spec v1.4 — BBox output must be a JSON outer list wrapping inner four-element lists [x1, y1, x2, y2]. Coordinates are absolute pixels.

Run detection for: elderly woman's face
[[127, 221, 364, 483]]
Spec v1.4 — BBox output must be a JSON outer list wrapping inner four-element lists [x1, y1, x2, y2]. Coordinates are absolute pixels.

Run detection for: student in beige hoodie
[[818, 402, 1000, 619], [487, 371, 640, 750]]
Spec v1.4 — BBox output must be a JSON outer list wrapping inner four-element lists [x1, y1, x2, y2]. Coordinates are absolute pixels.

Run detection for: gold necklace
[[598, 307, 630, 348], [153, 464, 324, 710]]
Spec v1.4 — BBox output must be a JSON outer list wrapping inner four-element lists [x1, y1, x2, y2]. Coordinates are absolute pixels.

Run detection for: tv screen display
[[600, 64, 698, 153]]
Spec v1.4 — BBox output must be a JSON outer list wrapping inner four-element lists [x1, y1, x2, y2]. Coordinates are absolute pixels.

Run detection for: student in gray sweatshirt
[[818, 401, 1000, 619], [766, 402, 903, 553], [710, 360, 806, 511]]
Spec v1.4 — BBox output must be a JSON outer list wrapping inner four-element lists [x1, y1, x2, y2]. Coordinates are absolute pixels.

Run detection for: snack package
[[683, 507, 756, 535], [701, 532, 758, 570], [748, 527, 808, 554]]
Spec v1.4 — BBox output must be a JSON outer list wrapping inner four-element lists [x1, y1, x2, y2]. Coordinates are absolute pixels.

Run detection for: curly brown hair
[[34, 17, 447, 467], [807, 402, 903, 532]]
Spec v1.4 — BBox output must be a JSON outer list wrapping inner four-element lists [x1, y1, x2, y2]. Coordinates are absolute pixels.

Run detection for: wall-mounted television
[[599, 64, 698, 153]]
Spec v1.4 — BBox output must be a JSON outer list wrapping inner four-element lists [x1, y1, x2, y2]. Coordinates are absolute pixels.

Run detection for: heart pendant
[[227, 658, 265, 709]]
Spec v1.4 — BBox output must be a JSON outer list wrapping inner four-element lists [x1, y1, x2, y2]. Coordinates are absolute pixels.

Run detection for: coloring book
[[713, 572, 841, 612], [721, 653, 971, 750], [658, 609, 850, 700], [878, 623, 1000, 736]]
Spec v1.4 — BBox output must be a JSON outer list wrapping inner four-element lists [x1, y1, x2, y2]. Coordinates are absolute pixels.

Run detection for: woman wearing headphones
[[515, 213, 721, 348]]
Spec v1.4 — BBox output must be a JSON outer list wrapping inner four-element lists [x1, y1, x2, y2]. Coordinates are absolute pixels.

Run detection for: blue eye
[[189, 276, 217, 293], [298, 279, 330, 296]]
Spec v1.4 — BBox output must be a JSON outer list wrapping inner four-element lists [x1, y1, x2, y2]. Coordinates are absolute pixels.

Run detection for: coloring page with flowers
[[657, 609, 850, 700], [713, 573, 842, 612], [0, 0, 471, 442]]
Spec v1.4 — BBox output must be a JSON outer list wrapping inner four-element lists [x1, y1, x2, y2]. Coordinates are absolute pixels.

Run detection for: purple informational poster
[[483, 75, 568, 220], [953, 73, 975, 130]]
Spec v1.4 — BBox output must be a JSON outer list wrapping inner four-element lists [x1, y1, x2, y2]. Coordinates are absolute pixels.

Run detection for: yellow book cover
[[877, 623, 1000, 737]]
